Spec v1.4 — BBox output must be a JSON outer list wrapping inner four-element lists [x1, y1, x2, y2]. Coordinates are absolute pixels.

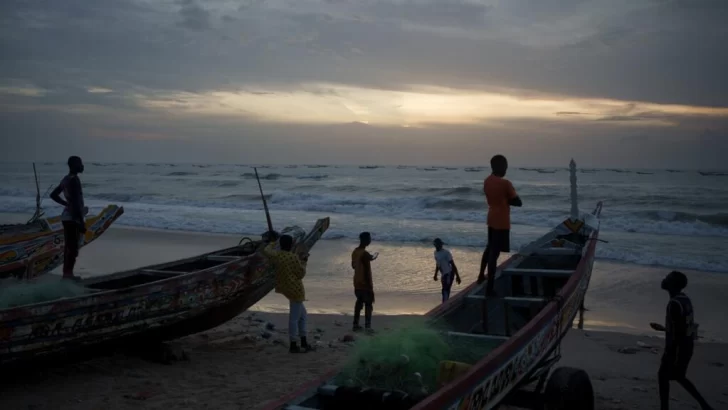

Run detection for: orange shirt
[[484, 174, 518, 230], [352, 247, 373, 290]]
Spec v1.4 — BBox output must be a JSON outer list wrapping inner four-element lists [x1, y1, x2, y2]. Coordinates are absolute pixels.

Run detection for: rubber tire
[[543, 366, 595, 410]]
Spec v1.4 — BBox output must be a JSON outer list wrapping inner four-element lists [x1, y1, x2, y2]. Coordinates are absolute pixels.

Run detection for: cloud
[[0, 0, 727, 168], [177, 0, 212, 30], [1, 0, 726, 105]]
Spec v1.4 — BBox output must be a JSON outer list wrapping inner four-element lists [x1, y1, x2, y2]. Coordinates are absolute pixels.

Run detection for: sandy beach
[[1, 222, 728, 409], [0, 311, 726, 410]]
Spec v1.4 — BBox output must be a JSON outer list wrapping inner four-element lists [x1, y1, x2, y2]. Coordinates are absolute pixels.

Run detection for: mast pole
[[254, 167, 274, 234], [569, 159, 579, 220]]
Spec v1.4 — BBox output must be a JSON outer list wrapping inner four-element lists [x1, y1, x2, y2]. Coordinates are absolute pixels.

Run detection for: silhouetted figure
[[50, 156, 87, 280], [650, 270, 713, 410], [263, 232, 311, 354], [352, 232, 377, 332], [432, 238, 461, 303], [477, 155, 522, 296]]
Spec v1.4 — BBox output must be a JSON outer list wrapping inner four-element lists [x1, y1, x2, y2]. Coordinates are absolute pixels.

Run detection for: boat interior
[[282, 219, 596, 410], [0, 220, 49, 237], [81, 240, 264, 292]]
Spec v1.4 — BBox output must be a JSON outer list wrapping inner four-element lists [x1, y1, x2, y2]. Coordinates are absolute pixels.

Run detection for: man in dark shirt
[[650, 271, 713, 410], [50, 156, 87, 280]]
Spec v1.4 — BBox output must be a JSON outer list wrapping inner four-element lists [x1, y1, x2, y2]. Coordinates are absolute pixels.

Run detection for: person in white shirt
[[433, 238, 461, 303]]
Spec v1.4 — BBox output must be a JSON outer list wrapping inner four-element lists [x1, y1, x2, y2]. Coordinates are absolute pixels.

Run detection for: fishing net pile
[[0, 277, 91, 309], [335, 318, 497, 397]]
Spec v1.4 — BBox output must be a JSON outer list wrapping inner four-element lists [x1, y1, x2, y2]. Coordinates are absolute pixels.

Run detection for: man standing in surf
[[50, 155, 88, 280], [352, 232, 377, 332], [477, 154, 522, 296]]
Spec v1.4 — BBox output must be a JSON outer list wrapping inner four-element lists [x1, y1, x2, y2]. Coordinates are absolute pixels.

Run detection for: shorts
[[660, 343, 694, 379], [441, 273, 454, 288], [488, 227, 510, 253], [355, 289, 374, 304]]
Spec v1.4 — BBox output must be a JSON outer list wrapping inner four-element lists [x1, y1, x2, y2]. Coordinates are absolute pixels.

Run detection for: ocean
[[1, 162, 727, 273]]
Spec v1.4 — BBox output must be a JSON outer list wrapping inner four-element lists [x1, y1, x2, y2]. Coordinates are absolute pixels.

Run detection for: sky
[[1, 0, 727, 168]]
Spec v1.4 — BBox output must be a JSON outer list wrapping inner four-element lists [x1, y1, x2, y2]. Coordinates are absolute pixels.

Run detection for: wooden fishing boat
[[0, 217, 330, 367], [267, 160, 602, 410], [0, 205, 124, 280]]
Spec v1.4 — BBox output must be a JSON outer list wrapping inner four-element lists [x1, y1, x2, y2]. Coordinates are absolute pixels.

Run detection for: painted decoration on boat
[[0, 217, 330, 366], [0, 205, 124, 279]]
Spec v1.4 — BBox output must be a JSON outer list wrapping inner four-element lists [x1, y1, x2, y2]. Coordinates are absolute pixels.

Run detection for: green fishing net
[[0, 278, 91, 309], [335, 318, 499, 396]]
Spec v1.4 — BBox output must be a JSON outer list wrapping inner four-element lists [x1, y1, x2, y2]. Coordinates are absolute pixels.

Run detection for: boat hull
[[0, 217, 330, 368], [428, 230, 599, 410], [265, 205, 602, 410], [0, 205, 124, 280]]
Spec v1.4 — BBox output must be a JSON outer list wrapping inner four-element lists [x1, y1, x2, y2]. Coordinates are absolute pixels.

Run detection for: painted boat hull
[[423, 213, 601, 410], [0, 205, 124, 280], [265, 205, 602, 410], [0, 217, 330, 368]]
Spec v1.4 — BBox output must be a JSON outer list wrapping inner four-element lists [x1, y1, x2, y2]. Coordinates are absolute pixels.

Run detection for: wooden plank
[[447, 331, 509, 341], [503, 296, 549, 303], [466, 294, 488, 300], [317, 385, 339, 396], [504, 304, 511, 337], [141, 269, 188, 276], [502, 268, 573, 277], [530, 248, 581, 255], [207, 255, 239, 262], [466, 295, 548, 303]]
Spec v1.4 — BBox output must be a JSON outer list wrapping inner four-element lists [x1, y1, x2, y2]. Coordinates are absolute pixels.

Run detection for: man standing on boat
[[477, 154, 522, 296], [50, 155, 88, 280], [263, 233, 312, 353], [650, 271, 713, 410], [352, 232, 377, 332], [432, 238, 461, 303]]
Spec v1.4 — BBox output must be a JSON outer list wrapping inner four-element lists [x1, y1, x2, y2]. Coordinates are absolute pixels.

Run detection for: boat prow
[[0, 205, 125, 280]]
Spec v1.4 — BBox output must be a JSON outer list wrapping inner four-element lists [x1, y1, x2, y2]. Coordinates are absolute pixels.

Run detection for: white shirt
[[434, 248, 453, 275]]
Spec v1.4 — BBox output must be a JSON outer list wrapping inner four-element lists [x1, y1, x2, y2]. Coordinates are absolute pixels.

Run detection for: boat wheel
[[543, 366, 594, 410]]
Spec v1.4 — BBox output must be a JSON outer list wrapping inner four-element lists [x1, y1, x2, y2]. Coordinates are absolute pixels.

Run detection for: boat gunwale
[[0, 205, 124, 246]]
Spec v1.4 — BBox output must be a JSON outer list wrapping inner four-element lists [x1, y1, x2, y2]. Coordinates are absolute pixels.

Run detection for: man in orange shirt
[[477, 155, 522, 296], [352, 232, 378, 332]]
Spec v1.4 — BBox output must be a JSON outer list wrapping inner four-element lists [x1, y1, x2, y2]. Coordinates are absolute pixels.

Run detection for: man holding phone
[[352, 231, 377, 332]]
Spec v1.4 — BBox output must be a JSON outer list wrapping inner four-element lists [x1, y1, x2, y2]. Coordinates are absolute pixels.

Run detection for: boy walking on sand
[[263, 233, 312, 353], [650, 271, 713, 410], [50, 155, 88, 280], [352, 232, 377, 332], [477, 154, 522, 296], [432, 238, 461, 303]]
